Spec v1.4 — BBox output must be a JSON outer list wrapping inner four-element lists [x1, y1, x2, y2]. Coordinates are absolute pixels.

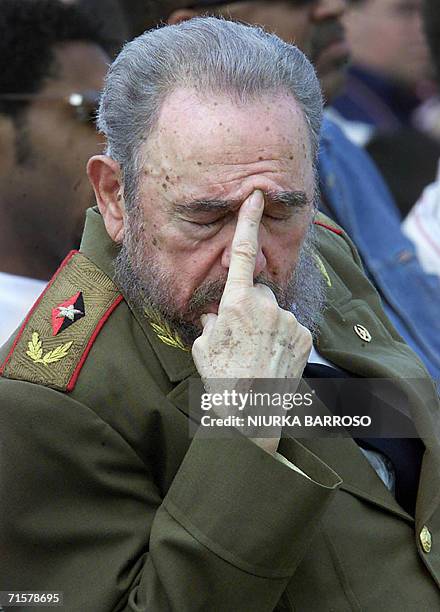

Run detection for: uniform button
[[353, 324, 372, 343], [420, 526, 432, 553]]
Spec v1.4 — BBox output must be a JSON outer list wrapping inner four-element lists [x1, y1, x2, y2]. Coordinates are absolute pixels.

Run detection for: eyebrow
[[174, 190, 310, 215]]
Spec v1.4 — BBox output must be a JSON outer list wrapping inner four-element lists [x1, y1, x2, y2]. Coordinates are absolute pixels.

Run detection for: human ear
[[87, 155, 125, 243], [167, 9, 198, 25]]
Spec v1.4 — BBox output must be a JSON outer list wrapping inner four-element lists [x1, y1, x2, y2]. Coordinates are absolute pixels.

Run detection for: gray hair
[[97, 17, 323, 207]]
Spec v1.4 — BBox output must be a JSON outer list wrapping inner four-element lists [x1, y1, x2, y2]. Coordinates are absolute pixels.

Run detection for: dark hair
[[118, 0, 250, 37], [0, 0, 104, 118], [423, 0, 440, 81], [71, 0, 129, 57]]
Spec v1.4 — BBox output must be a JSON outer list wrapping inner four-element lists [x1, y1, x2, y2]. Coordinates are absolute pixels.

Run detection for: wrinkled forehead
[[146, 87, 314, 166], [138, 88, 316, 204]]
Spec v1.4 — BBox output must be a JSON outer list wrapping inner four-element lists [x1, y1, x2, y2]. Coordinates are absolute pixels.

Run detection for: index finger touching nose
[[223, 189, 264, 292]]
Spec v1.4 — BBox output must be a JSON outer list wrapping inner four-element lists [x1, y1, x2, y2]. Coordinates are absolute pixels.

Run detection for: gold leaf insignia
[[314, 254, 332, 287], [40, 341, 74, 365], [26, 332, 43, 361], [26, 332, 73, 366], [150, 322, 167, 336], [145, 309, 189, 352]]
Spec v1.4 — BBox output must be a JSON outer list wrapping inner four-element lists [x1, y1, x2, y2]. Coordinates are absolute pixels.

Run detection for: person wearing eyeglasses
[[0, 0, 108, 345]]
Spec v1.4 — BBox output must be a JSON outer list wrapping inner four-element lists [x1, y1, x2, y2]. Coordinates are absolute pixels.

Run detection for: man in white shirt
[[403, 0, 440, 277], [403, 160, 440, 276], [0, 273, 46, 341]]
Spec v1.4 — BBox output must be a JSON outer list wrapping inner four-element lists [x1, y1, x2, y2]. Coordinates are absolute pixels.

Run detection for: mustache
[[310, 20, 347, 60], [187, 273, 291, 317], [115, 219, 327, 346]]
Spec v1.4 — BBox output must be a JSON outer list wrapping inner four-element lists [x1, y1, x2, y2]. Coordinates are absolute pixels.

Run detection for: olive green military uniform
[[1, 208, 439, 611]]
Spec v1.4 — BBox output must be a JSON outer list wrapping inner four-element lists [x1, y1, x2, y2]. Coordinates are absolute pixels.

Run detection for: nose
[[221, 237, 267, 278], [312, 0, 347, 21]]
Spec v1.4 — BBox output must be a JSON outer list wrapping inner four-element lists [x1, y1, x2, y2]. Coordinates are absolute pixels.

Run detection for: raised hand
[[192, 190, 312, 454]]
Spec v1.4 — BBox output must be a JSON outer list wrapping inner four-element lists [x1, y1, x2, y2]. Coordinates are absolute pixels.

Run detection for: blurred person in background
[[0, 0, 108, 344], [329, 0, 440, 219], [331, 0, 432, 137], [163, 1, 440, 384], [130, 0, 351, 104], [403, 0, 440, 278]]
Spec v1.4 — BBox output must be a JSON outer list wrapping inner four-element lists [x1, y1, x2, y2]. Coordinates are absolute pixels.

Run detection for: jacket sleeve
[[0, 377, 341, 612]]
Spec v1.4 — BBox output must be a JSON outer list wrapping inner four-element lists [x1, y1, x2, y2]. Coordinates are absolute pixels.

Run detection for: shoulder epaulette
[[313, 213, 344, 236], [0, 251, 123, 392]]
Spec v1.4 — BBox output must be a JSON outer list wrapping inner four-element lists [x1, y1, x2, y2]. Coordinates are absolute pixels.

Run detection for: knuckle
[[222, 300, 245, 319], [283, 315, 313, 344], [299, 323, 312, 338], [283, 310, 299, 327], [242, 215, 259, 228], [282, 309, 296, 321], [191, 336, 205, 355], [255, 283, 277, 302], [300, 327, 313, 348], [232, 240, 258, 261], [264, 300, 280, 319]]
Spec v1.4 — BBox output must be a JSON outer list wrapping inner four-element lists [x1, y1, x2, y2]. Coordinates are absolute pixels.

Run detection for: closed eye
[[188, 219, 220, 228], [263, 206, 293, 222], [184, 215, 226, 229], [264, 213, 289, 221]]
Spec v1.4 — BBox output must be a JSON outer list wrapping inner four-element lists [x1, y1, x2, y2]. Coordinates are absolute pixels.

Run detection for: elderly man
[[163, 0, 440, 388], [1, 18, 439, 611]]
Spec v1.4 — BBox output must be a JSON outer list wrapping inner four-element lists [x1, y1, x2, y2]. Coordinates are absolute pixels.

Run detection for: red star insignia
[[51, 291, 85, 336]]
